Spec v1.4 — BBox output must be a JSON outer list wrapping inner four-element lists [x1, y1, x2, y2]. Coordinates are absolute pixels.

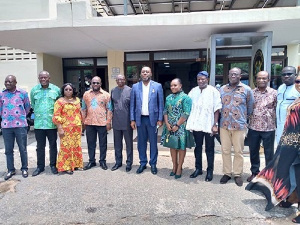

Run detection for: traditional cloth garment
[[161, 91, 194, 150], [246, 98, 300, 211], [53, 97, 83, 172]]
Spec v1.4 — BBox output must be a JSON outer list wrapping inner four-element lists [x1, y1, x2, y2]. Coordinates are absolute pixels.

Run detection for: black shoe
[[220, 175, 231, 184], [32, 168, 45, 177], [4, 171, 16, 180], [234, 176, 243, 186], [136, 165, 147, 174], [246, 174, 256, 182], [111, 164, 122, 171], [22, 170, 28, 178], [100, 162, 108, 170], [205, 170, 213, 182], [50, 166, 58, 174], [189, 169, 203, 178], [126, 165, 132, 172], [84, 162, 96, 170], [151, 165, 158, 175]]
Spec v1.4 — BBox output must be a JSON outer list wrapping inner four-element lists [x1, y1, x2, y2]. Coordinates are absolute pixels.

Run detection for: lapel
[[138, 81, 143, 102], [148, 80, 153, 103]]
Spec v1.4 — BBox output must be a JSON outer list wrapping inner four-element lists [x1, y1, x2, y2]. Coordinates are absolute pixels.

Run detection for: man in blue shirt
[[276, 66, 299, 144]]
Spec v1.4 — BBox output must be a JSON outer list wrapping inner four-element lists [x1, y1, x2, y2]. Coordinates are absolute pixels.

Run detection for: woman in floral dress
[[161, 78, 194, 179], [246, 74, 300, 223], [52, 83, 84, 174]]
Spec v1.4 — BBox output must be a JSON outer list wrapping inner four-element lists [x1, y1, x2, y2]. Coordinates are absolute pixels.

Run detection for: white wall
[[37, 53, 63, 88], [0, 0, 50, 21], [0, 60, 37, 93]]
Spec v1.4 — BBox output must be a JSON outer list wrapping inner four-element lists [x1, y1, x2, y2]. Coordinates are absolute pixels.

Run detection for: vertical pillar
[[287, 44, 299, 68], [107, 50, 125, 92]]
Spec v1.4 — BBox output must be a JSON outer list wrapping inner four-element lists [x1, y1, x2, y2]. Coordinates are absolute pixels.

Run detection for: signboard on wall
[[111, 67, 120, 79]]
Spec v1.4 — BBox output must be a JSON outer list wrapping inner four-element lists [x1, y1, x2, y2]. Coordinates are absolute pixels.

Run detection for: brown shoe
[[234, 176, 243, 186], [220, 175, 231, 184], [246, 174, 256, 182]]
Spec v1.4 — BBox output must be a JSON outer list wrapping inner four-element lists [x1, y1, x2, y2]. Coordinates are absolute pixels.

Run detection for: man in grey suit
[[110, 74, 133, 172], [130, 66, 164, 175]]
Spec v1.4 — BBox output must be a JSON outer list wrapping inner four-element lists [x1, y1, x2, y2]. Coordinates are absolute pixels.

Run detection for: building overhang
[[0, 1, 299, 58]]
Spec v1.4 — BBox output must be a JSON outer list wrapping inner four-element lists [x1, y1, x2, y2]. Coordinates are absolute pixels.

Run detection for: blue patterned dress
[[161, 91, 194, 150]]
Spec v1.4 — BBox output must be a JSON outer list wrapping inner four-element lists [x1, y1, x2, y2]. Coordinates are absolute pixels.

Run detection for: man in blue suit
[[130, 66, 164, 175]]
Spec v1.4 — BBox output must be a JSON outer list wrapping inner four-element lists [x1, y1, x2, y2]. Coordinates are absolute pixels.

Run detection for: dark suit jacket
[[130, 80, 164, 127]]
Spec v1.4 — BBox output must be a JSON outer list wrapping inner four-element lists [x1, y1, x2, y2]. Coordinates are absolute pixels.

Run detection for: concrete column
[[287, 44, 299, 68], [107, 50, 124, 92], [36, 53, 63, 87]]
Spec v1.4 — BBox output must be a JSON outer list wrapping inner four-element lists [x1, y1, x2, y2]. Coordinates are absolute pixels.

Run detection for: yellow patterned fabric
[[53, 97, 83, 172]]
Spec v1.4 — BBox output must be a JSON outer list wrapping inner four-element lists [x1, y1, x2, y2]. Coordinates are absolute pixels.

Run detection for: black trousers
[[193, 131, 215, 172], [113, 128, 133, 166], [34, 129, 58, 169], [248, 129, 275, 175], [86, 125, 107, 164]]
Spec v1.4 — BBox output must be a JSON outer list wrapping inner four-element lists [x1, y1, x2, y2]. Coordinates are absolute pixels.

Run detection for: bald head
[[4, 75, 17, 92], [116, 74, 126, 88], [38, 70, 50, 88]]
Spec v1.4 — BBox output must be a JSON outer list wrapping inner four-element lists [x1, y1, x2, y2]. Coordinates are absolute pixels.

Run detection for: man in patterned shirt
[[0, 75, 31, 180], [247, 71, 277, 182], [82, 76, 112, 171], [30, 71, 61, 176], [219, 67, 254, 186]]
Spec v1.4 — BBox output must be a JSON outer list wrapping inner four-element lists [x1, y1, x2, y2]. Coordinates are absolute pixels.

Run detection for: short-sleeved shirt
[[30, 83, 61, 129], [110, 85, 132, 130], [82, 89, 112, 126], [248, 87, 277, 132], [0, 88, 31, 128], [220, 82, 254, 131], [186, 85, 222, 133]]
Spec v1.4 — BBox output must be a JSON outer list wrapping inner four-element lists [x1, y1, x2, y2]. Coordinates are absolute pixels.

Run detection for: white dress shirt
[[141, 82, 150, 115]]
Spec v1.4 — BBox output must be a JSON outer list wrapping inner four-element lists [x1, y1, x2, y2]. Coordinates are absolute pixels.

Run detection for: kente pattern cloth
[[161, 91, 194, 150], [246, 99, 300, 211], [53, 97, 83, 172]]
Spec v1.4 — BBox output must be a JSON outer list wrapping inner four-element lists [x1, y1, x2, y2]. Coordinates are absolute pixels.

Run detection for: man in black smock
[[110, 74, 133, 172]]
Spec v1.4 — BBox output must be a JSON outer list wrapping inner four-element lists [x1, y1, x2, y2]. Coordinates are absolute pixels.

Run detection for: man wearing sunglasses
[[82, 76, 112, 171], [276, 66, 299, 144]]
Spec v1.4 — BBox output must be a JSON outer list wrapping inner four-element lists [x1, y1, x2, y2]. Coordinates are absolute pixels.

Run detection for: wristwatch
[[214, 123, 219, 127], [174, 124, 179, 128]]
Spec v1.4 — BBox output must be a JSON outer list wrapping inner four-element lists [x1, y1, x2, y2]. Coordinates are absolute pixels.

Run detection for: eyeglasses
[[281, 73, 294, 76], [295, 80, 300, 84], [92, 82, 100, 85]]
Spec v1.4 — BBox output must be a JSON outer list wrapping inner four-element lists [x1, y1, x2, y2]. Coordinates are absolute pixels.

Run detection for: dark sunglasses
[[295, 80, 300, 84], [281, 73, 294, 76], [92, 82, 100, 85]]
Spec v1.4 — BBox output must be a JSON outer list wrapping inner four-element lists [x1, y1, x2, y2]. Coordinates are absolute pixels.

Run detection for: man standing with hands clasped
[[247, 71, 277, 182], [130, 66, 164, 175], [110, 74, 133, 172], [82, 76, 112, 171]]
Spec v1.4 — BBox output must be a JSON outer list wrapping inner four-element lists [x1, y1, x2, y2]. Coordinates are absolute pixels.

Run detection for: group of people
[[0, 65, 299, 223]]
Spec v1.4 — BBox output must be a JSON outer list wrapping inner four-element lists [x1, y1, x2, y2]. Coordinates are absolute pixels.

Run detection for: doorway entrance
[[154, 61, 201, 96]]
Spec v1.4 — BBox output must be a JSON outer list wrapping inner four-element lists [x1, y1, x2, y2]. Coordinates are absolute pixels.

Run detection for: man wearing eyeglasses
[[276, 66, 299, 144], [82, 76, 112, 171]]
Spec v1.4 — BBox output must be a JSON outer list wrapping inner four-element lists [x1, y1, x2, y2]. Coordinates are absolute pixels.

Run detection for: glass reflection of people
[[52, 83, 84, 174], [161, 78, 194, 179], [246, 74, 300, 224]]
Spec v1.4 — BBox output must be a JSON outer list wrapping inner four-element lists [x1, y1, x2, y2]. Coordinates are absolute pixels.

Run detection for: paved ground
[[0, 130, 298, 225]]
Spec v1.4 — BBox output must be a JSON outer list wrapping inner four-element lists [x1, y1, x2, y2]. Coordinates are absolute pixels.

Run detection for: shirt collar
[[3, 87, 20, 93], [254, 86, 270, 93]]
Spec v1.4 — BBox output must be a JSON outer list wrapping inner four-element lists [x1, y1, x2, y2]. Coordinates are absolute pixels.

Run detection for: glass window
[[126, 53, 149, 61], [271, 47, 285, 57], [270, 61, 283, 89], [97, 58, 108, 66], [154, 51, 199, 60], [64, 59, 94, 67]]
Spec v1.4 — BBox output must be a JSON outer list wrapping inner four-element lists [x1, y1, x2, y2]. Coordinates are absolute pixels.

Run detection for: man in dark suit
[[130, 66, 164, 175]]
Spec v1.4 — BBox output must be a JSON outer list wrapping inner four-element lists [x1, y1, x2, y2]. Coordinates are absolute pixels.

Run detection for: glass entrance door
[[65, 69, 93, 97]]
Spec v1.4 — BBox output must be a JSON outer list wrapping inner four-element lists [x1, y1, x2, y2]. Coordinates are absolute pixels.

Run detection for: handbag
[[163, 131, 180, 149]]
